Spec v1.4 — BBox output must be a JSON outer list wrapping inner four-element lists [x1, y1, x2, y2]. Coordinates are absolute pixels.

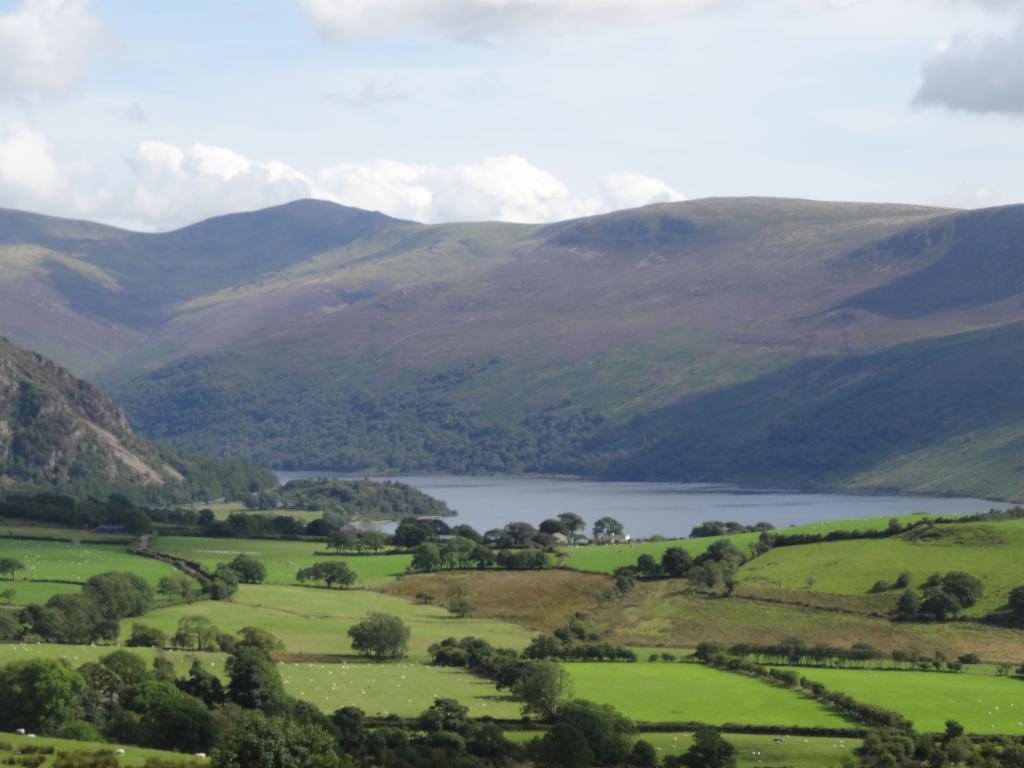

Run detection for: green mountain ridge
[[3, 196, 1024, 497]]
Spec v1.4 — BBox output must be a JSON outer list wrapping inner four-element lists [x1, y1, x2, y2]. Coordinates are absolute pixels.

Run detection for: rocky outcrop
[[0, 335, 175, 487]]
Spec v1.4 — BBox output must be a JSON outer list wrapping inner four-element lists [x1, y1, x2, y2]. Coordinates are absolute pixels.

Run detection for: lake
[[275, 473, 1003, 539]]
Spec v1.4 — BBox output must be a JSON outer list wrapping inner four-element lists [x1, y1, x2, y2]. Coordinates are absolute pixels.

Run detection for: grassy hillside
[[11, 197, 1024, 495]]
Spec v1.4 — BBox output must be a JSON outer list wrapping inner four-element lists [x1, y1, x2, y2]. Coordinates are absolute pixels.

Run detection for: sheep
[[194, 753, 207, 759], [115, 749, 125, 756], [15, 728, 25, 735]]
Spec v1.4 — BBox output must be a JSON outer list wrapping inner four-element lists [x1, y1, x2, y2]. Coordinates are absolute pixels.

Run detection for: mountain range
[[2, 196, 1024, 499]]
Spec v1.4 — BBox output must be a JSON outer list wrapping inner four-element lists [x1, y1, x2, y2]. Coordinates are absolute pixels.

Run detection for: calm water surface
[[275, 473, 1003, 539]]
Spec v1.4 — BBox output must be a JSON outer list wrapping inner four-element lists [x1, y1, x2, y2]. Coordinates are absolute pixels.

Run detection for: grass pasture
[[562, 662, 850, 727], [380, 569, 613, 631], [0, 580, 82, 605], [280, 661, 519, 718], [593, 581, 1024, 663], [0, 643, 226, 679], [785, 667, 1024, 734], [152, 536, 411, 586], [0, 540, 180, 587], [124, 584, 536, 660], [739, 520, 1024, 615], [504, 731, 860, 768], [559, 512, 952, 575], [0, 732, 203, 767]]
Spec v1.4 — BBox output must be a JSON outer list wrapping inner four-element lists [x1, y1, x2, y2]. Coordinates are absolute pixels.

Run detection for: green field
[[740, 520, 1024, 614], [0, 731, 203, 767], [0, 540, 181, 587], [123, 584, 535, 660], [505, 730, 860, 768], [0, 580, 82, 605], [561, 513, 951, 575], [0, 525, 132, 543], [562, 663, 851, 727], [0, 642, 517, 719], [152, 536, 411, 586], [785, 667, 1024, 734], [0, 642, 225, 679], [280, 660, 519, 718], [591, 580, 1024, 663]]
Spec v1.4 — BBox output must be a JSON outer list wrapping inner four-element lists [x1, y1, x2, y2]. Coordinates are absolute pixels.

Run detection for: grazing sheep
[[15, 729, 25, 735], [115, 749, 125, 755]]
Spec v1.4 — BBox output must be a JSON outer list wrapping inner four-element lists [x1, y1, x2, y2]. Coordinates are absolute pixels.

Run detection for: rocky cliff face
[[0, 336, 176, 488]]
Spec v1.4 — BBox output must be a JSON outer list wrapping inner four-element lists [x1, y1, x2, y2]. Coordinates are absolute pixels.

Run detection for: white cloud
[[0, 129, 682, 229], [603, 172, 684, 209], [121, 142, 317, 230], [320, 155, 605, 223], [0, 127, 69, 205], [297, 0, 723, 41], [914, 20, 1024, 114], [115, 143, 677, 228], [0, 0, 107, 101]]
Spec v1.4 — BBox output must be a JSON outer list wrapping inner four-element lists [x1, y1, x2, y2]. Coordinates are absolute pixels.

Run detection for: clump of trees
[[17, 571, 152, 644], [690, 520, 774, 538], [296, 562, 357, 589], [348, 613, 410, 659], [0, 558, 25, 580], [895, 571, 984, 621]]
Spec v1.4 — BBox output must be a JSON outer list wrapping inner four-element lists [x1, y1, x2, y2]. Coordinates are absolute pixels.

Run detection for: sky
[[0, 0, 1022, 230]]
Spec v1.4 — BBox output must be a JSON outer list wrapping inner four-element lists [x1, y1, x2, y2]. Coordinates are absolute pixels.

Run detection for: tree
[[157, 574, 200, 602], [683, 728, 736, 768], [1008, 585, 1024, 619], [136, 680, 216, 753], [631, 739, 658, 767], [360, 531, 388, 553], [921, 589, 962, 621], [210, 563, 240, 600], [447, 582, 474, 618], [547, 700, 631, 765], [173, 615, 220, 650], [228, 554, 267, 584], [504, 522, 539, 548], [212, 709, 352, 768], [238, 626, 284, 652], [939, 572, 983, 609], [0, 659, 85, 733], [511, 660, 570, 719], [296, 562, 356, 589], [0, 558, 25, 580], [592, 517, 624, 542], [126, 623, 167, 648], [418, 698, 471, 734], [539, 518, 567, 536], [180, 658, 225, 707], [897, 589, 921, 616], [410, 543, 442, 573], [82, 572, 152, 619], [557, 513, 585, 538], [226, 645, 286, 711], [327, 532, 356, 554], [636, 554, 661, 579], [348, 613, 410, 659], [393, 518, 433, 548], [661, 547, 692, 578]]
